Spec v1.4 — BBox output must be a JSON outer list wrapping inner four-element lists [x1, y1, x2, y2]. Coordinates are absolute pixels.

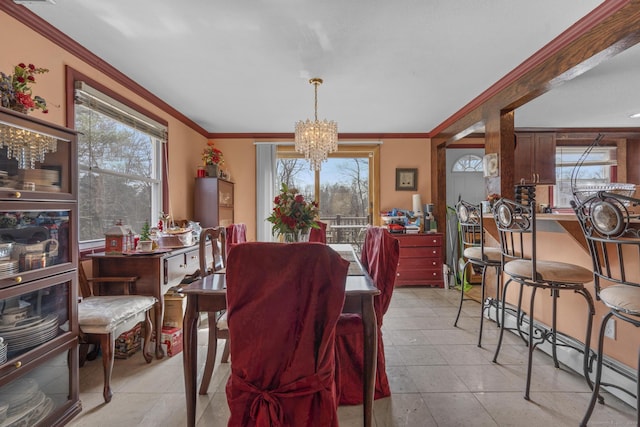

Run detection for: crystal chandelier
[[0, 123, 58, 169], [294, 78, 338, 171]]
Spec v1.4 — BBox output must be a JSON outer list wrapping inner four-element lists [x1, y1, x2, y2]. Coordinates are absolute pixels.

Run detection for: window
[[74, 82, 166, 243], [452, 154, 483, 172], [275, 145, 379, 244], [554, 145, 617, 208]]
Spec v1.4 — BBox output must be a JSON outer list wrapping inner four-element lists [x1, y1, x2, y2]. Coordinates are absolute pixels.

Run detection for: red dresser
[[393, 233, 444, 287]]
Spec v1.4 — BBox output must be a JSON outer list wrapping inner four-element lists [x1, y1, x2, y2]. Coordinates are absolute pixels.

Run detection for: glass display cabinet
[[0, 107, 80, 426]]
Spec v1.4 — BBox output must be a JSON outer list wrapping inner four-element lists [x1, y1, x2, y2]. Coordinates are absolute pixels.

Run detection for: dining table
[[181, 243, 380, 427]]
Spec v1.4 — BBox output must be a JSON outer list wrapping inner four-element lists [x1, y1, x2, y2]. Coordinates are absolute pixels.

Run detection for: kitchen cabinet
[[393, 233, 444, 287], [193, 178, 234, 228], [0, 106, 80, 425], [514, 132, 556, 185]]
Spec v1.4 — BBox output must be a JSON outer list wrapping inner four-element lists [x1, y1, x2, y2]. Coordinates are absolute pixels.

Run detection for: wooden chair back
[[78, 261, 138, 298], [199, 227, 226, 276]]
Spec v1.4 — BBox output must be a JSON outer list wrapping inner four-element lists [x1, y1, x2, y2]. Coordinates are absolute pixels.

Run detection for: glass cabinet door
[[0, 275, 72, 363], [0, 108, 77, 201], [0, 204, 75, 289], [0, 344, 75, 426]]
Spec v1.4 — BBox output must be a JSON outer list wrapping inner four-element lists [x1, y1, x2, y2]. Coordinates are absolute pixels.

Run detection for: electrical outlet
[[604, 317, 616, 340]]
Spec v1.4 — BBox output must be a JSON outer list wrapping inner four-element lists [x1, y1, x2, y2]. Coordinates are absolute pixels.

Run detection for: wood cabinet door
[[514, 133, 556, 185], [514, 133, 534, 184], [534, 133, 556, 184]]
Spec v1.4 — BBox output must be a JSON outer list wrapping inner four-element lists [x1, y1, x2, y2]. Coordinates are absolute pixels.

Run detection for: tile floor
[[68, 287, 636, 426]]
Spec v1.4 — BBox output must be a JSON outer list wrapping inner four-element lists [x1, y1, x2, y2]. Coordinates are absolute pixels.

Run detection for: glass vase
[[282, 229, 311, 243]]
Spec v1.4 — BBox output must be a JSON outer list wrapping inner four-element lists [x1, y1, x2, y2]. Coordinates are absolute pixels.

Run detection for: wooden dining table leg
[[183, 295, 199, 427], [361, 294, 378, 427]]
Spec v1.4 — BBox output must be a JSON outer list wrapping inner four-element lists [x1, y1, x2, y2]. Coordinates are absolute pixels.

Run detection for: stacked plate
[[0, 260, 18, 279], [0, 314, 58, 357], [0, 379, 54, 427]]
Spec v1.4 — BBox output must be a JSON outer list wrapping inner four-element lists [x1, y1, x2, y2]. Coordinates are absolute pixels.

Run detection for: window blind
[[74, 81, 167, 142]]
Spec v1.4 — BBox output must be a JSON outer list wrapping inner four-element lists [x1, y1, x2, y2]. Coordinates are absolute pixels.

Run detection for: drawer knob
[[15, 276, 22, 284], [13, 191, 22, 199], [14, 361, 22, 368]]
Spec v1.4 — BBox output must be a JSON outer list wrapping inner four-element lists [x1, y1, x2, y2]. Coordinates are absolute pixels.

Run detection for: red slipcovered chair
[[225, 242, 349, 427], [309, 221, 327, 243], [335, 226, 400, 405]]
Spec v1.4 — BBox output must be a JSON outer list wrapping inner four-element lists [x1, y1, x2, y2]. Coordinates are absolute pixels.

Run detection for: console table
[[90, 243, 210, 358]]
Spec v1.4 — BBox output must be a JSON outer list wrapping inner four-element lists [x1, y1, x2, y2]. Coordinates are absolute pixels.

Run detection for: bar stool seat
[[504, 259, 593, 284], [463, 246, 502, 263]]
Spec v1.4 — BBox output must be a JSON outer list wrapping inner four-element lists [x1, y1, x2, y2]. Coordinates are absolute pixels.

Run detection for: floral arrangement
[[202, 141, 224, 165], [0, 63, 49, 113], [267, 183, 320, 241], [487, 193, 501, 205]]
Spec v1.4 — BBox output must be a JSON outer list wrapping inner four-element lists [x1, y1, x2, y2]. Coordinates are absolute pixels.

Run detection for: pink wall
[[212, 137, 432, 241], [1, 12, 207, 224], [379, 138, 431, 212]]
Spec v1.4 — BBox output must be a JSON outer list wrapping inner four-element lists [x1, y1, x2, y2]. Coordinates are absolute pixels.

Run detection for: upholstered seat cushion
[[78, 295, 156, 334], [504, 259, 593, 284], [600, 285, 640, 315], [463, 246, 502, 263]]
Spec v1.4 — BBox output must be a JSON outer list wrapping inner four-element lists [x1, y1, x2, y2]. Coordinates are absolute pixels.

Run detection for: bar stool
[[571, 192, 640, 426], [453, 200, 503, 347], [491, 198, 596, 400]]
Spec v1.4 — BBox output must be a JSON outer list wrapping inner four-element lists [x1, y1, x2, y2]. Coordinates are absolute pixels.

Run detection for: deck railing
[[319, 215, 369, 249]]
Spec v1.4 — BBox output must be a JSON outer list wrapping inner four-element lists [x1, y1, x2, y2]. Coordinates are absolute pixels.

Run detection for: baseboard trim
[[486, 301, 637, 409]]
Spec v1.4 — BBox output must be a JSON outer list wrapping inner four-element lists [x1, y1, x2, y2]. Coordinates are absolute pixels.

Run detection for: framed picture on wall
[[483, 153, 499, 177], [395, 168, 417, 191]]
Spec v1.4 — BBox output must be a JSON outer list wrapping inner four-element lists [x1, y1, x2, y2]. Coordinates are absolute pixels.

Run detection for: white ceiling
[[18, 0, 640, 134]]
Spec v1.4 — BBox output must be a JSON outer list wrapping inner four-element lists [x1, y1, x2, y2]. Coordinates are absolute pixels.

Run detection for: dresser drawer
[[398, 257, 441, 270], [184, 247, 201, 275], [396, 267, 443, 285], [395, 234, 442, 247], [399, 246, 441, 259], [164, 253, 188, 286]]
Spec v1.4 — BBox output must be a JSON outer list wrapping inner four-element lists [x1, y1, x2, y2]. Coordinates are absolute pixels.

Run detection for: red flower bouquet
[[267, 183, 320, 241], [202, 141, 224, 165], [0, 63, 49, 113]]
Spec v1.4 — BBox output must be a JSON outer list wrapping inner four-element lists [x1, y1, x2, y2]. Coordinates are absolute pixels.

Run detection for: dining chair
[[334, 226, 400, 405], [215, 223, 247, 364], [197, 227, 227, 395], [225, 242, 349, 426], [77, 262, 156, 402], [571, 192, 640, 427], [309, 220, 327, 243], [453, 199, 503, 347], [491, 198, 596, 400]]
